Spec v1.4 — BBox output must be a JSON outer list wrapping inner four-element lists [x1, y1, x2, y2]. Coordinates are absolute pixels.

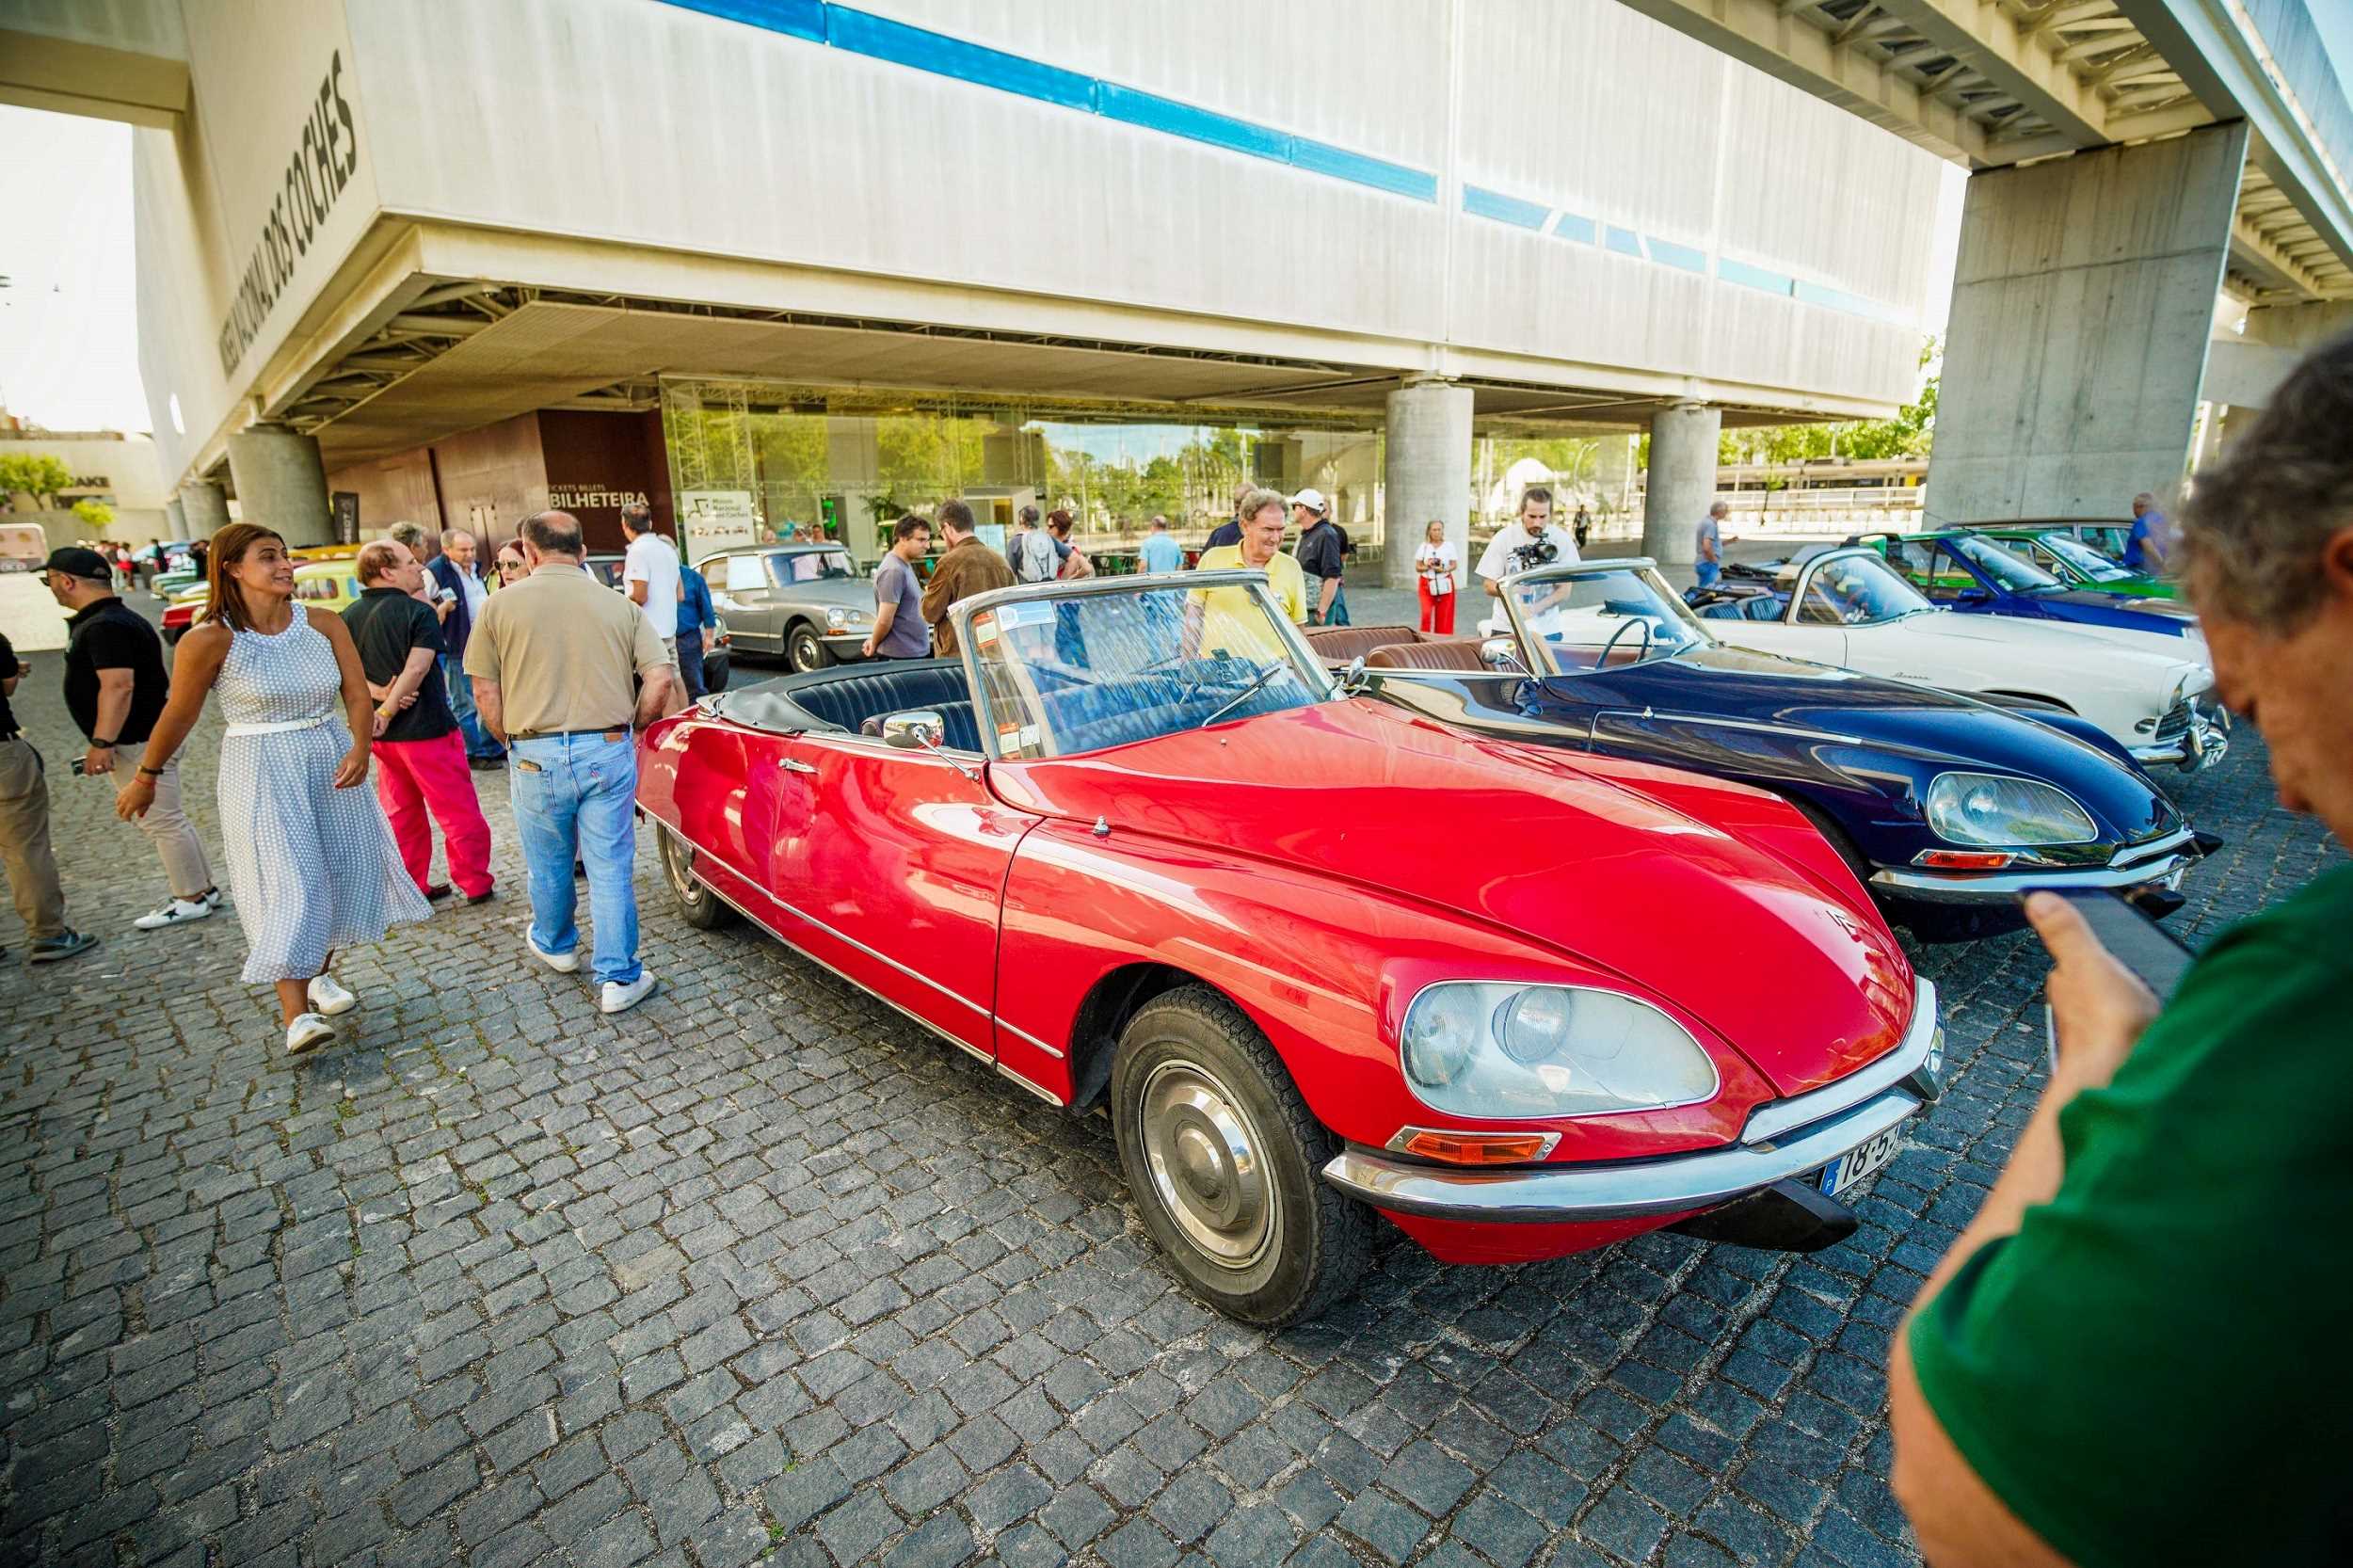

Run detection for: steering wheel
[[1594, 615, 1656, 667]]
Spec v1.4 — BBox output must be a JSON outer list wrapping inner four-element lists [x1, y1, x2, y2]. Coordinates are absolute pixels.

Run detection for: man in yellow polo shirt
[[1188, 488, 1305, 660]]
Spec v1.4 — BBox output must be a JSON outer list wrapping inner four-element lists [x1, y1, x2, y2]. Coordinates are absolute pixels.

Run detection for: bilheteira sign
[[216, 51, 360, 377]]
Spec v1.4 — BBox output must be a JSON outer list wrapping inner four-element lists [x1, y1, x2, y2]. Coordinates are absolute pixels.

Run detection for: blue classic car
[[1308, 560, 2209, 942], [1850, 530, 2203, 650]]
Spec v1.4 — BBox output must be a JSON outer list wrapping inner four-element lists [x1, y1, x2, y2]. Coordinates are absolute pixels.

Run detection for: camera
[[1509, 536, 1559, 571]]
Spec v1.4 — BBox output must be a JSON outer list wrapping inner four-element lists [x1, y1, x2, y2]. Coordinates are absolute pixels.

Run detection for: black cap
[[41, 547, 112, 582]]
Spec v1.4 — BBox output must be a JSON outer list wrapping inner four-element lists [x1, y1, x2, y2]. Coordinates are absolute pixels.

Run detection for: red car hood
[[991, 699, 1913, 1096]]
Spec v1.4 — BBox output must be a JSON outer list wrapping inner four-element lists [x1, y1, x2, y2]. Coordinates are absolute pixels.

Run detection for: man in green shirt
[[1891, 333, 2353, 1565]]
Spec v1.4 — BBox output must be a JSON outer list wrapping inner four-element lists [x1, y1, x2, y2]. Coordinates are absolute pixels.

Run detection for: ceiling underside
[[298, 294, 1806, 469]]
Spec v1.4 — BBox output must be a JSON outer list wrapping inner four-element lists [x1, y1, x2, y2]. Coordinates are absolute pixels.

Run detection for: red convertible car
[[635, 572, 1945, 1324]]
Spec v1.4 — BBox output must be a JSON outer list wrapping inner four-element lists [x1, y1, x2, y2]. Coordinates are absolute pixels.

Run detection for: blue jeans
[[1694, 559, 1722, 588], [442, 651, 504, 760], [677, 631, 707, 699], [508, 733, 640, 985]]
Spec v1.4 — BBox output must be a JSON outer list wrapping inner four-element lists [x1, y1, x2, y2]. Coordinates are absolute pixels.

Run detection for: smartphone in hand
[[2025, 888, 2196, 1071]]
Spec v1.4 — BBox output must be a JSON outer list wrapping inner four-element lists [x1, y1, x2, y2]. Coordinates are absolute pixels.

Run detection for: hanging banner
[[679, 490, 758, 559]]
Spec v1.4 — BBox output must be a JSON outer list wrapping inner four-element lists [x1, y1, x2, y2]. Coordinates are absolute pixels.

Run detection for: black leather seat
[[710, 660, 984, 751]]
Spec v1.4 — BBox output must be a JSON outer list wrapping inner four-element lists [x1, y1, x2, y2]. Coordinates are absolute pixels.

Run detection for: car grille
[[2152, 697, 2192, 745]]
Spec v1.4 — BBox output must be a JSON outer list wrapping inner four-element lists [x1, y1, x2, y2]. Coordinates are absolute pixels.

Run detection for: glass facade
[[658, 378, 1383, 568]]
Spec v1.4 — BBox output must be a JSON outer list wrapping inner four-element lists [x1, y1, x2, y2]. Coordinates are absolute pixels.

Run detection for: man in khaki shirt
[[465, 511, 673, 1015]]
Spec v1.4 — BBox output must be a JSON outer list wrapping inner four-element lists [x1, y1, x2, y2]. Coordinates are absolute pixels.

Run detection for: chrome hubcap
[[663, 831, 700, 902], [1139, 1060, 1273, 1271]]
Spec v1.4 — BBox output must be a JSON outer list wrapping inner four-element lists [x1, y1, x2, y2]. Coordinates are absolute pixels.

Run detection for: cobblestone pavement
[[0, 640, 2339, 1568]]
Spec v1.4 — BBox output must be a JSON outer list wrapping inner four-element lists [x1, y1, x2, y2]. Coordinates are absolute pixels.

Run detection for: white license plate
[[1819, 1126, 1905, 1197]]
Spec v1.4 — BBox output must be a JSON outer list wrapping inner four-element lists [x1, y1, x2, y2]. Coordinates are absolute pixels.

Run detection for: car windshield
[[1798, 552, 1936, 625], [965, 577, 1330, 760], [1946, 533, 2064, 592], [2032, 533, 2135, 583], [1501, 565, 1708, 674], [773, 548, 856, 585]]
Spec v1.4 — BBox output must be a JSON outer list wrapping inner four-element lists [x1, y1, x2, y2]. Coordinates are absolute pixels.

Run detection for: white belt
[[223, 715, 332, 738]]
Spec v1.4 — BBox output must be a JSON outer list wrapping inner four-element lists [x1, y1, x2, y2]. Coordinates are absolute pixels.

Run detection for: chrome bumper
[[1322, 982, 1943, 1224], [1866, 826, 2199, 904], [2129, 708, 2230, 772]]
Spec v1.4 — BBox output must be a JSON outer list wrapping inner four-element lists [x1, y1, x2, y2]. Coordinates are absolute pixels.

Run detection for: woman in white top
[[1415, 520, 1460, 634], [118, 523, 428, 1055]]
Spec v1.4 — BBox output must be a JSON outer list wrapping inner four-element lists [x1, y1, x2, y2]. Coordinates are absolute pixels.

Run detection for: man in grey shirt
[[1694, 501, 1736, 588], [864, 515, 936, 661]]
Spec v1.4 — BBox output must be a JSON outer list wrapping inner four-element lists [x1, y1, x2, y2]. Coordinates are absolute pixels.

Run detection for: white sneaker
[[306, 975, 358, 1016], [285, 1013, 336, 1055], [600, 972, 657, 1015], [134, 896, 215, 931], [526, 932, 580, 974]]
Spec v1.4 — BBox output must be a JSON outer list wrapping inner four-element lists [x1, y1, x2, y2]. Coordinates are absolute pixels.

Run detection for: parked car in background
[[694, 543, 875, 671], [636, 572, 1945, 1323], [1695, 548, 2226, 771], [162, 560, 360, 644], [1972, 524, 2181, 600], [1846, 530, 2204, 653], [1311, 561, 2208, 942]]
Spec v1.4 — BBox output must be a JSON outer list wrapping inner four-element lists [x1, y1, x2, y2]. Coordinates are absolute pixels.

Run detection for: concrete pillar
[[165, 496, 187, 540], [224, 424, 333, 547], [178, 480, 229, 539], [1642, 403, 1721, 569], [1925, 120, 2249, 523], [1382, 379, 1473, 590]]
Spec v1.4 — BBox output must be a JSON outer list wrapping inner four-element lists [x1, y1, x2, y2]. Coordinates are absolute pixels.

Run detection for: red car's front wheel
[[1110, 985, 1369, 1326]]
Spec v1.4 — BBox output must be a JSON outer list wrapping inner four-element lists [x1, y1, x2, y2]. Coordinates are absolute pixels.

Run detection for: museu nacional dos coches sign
[[216, 51, 360, 378]]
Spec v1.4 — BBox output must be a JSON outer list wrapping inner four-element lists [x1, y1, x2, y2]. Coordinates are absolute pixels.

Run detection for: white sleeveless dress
[[215, 604, 430, 984]]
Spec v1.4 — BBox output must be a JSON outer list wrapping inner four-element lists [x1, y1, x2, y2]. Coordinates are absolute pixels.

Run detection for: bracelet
[[92, 738, 118, 749], [137, 766, 164, 779]]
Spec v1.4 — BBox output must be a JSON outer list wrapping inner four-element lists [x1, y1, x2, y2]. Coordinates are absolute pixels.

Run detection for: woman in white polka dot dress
[[119, 524, 429, 1054]]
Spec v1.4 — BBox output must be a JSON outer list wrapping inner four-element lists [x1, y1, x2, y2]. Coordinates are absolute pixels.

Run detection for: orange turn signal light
[[1913, 850, 2016, 871], [1388, 1128, 1561, 1165]]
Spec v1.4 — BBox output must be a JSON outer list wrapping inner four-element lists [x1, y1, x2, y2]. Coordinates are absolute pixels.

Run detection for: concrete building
[[2, 0, 1958, 577], [1629, 0, 2353, 524], [0, 419, 174, 548]]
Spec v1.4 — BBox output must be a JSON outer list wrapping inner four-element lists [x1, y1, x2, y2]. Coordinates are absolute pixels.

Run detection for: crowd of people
[[0, 506, 680, 1053]]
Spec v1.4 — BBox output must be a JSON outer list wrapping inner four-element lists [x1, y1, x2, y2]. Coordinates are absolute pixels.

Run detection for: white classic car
[[1695, 548, 2227, 772]]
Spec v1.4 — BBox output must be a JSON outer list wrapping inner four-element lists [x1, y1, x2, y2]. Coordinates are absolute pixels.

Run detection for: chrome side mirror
[[1340, 655, 1371, 695], [880, 710, 945, 750], [1481, 636, 1525, 672]]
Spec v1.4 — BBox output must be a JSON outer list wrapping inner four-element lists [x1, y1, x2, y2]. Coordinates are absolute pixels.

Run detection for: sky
[[5, 10, 2350, 440], [0, 105, 150, 433]]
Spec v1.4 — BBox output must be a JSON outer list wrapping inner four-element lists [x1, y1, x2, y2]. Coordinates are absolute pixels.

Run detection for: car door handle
[[778, 758, 817, 775]]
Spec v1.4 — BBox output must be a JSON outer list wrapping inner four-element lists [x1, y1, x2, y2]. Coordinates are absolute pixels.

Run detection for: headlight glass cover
[[1924, 772, 2097, 846], [1400, 983, 1718, 1119]]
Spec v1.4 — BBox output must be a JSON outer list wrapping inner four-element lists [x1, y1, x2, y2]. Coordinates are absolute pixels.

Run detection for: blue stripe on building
[[660, 0, 1437, 202]]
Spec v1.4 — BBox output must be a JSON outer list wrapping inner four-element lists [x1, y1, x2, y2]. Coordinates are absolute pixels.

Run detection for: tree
[[0, 454, 75, 509], [72, 499, 115, 533]]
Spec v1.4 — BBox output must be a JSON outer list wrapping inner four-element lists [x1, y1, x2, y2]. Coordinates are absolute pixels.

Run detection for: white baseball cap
[[1289, 488, 1327, 513]]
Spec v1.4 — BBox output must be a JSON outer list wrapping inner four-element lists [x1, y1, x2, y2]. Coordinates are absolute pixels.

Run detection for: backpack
[[1016, 529, 1059, 584]]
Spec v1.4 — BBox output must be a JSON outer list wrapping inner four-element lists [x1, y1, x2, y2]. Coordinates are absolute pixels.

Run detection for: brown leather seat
[[1305, 625, 1426, 662], [1364, 638, 1490, 672]]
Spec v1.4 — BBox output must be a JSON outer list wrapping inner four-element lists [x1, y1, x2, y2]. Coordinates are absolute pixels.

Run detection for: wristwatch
[[91, 737, 118, 749]]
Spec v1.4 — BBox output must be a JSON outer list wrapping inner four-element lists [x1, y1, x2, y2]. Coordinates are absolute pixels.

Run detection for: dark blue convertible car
[[1850, 530, 2203, 648], [1308, 560, 2208, 941]]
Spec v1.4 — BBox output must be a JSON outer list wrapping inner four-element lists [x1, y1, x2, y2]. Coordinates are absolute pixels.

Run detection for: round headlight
[[825, 607, 849, 629], [1400, 983, 1718, 1120], [1923, 772, 2097, 847]]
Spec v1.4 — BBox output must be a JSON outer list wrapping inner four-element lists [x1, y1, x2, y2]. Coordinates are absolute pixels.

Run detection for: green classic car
[[1973, 524, 2179, 600]]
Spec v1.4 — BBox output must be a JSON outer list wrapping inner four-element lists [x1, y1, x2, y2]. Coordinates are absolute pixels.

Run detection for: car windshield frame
[[2023, 532, 2135, 583], [1942, 532, 2064, 593], [1796, 549, 1939, 626], [951, 571, 1337, 762], [1495, 559, 1714, 677], [767, 546, 857, 586]]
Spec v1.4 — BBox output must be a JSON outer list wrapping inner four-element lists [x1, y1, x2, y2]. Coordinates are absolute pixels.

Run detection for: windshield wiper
[[1199, 664, 1283, 728]]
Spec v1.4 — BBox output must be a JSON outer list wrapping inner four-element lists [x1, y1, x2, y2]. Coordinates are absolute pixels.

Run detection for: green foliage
[[72, 499, 115, 531], [0, 453, 75, 508]]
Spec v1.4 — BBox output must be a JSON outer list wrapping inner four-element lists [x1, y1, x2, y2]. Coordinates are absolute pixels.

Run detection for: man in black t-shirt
[[343, 541, 494, 904], [44, 548, 219, 931], [0, 628, 98, 963], [1289, 488, 1350, 627]]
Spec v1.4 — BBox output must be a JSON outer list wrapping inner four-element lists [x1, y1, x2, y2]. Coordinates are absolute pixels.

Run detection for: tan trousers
[[138, 760, 215, 901], [0, 736, 67, 940]]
